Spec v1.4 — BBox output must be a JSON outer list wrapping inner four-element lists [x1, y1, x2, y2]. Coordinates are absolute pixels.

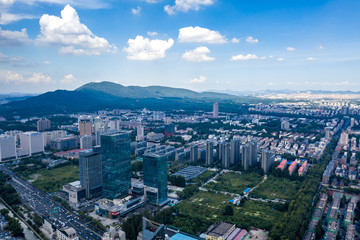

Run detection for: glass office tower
[[143, 152, 168, 205], [79, 147, 102, 199], [101, 132, 131, 199]]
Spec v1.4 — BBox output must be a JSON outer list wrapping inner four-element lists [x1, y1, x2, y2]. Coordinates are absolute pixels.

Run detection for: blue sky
[[0, 0, 359, 93]]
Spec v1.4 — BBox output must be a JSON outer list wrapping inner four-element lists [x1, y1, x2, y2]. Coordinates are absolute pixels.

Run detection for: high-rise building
[[136, 125, 145, 141], [43, 130, 67, 146], [19, 132, 44, 156], [79, 118, 92, 136], [281, 120, 290, 131], [230, 139, 240, 165], [340, 131, 349, 146], [94, 117, 102, 132], [213, 102, 219, 118], [325, 127, 332, 140], [80, 135, 93, 149], [242, 141, 257, 171], [143, 152, 168, 205], [222, 142, 230, 169], [79, 147, 102, 199], [153, 111, 165, 120], [0, 135, 16, 161], [190, 144, 199, 164], [206, 141, 214, 166], [261, 149, 275, 174], [217, 141, 224, 161], [101, 132, 131, 199], [37, 118, 51, 132]]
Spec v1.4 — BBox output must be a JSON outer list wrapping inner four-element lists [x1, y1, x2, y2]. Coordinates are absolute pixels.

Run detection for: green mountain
[[0, 81, 242, 117]]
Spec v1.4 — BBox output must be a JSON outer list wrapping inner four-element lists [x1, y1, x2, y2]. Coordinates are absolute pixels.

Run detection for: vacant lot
[[204, 172, 263, 194], [30, 165, 79, 193], [251, 176, 301, 200]]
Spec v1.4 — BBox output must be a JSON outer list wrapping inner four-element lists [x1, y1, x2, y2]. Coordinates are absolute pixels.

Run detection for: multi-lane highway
[[0, 165, 105, 240]]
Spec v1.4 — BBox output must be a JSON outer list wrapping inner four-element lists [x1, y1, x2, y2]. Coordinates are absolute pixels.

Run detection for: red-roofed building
[[289, 161, 297, 175], [276, 159, 287, 171], [298, 161, 308, 177]]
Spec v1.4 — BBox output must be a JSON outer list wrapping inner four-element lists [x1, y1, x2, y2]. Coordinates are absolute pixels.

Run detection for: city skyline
[[0, 0, 360, 93]]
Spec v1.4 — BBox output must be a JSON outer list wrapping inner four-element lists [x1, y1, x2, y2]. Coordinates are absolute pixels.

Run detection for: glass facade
[[101, 132, 131, 199], [143, 152, 168, 205], [79, 147, 103, 199]]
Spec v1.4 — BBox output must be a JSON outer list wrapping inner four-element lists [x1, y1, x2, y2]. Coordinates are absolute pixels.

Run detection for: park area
[[204, 172, 264, 194], [175, 191, 285, 234], [29, 165, 79, 193], [251, 176, 301, 200]]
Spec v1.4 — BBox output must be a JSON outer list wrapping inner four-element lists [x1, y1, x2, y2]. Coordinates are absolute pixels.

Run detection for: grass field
[[204, 172, 263, 194], [251, 176, 301, 200], [175, 191, 284, 232], [30, 165, 79, 193]]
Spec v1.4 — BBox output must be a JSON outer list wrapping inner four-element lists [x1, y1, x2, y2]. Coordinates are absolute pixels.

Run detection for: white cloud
[[60, 74, 76, 84], [0, 27, 31, 46], [0, 13, 36, 25], [0, 52, 9, 62], [286, 46, 295, 51], [277, 57, 284, 61], [165, 0, 214, 15], [123, 35, 174, 60], [147, 31, 158, 36], [306, 57, 317, 61], [178, 26, 227, 44], [231, 37, 240, 43], [43, 61, 51, 64], [189, 75, 206, 84], [0, 0, 14, 6], [36, 5, 116, 55], [318, 45, 324, 50], [231, 54, 261, 61], [131, 6, 141, 15], [182, 46, 214, 62], [1, 0, 110, 9], [143, 0, 161, 3], [3, 72, 53, 84], [246, 36, 258, 43]]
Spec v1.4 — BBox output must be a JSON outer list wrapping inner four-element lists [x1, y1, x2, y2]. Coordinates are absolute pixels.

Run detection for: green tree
[[223, 205, 234, 216]]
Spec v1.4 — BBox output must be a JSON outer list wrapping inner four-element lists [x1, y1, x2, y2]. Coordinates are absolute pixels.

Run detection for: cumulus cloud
[[231, 54, 263, 61], [246, 36, 258, 43], [123, 35, 174, 60], [231, 37, 240, 43], [306, 57, 317, 61], [147, 31, 158, 36], [318, 45, 324, 50], [277, 57, 284, 61], [131, 6, 141, 15], [61, 74, 77, 84], [182, 46, 214, 62], [286, 46, 295, 51], [0, 13, 36, 25], [0, 0, 14, 6], [165, 0, 214, 15], [0, 27, 31, 46], [178, 26, 227, 44], [36, 5, 116, 55], [43, 61, 51, 64], [3, 72, 53, 84], [189, 75, 206, 84]]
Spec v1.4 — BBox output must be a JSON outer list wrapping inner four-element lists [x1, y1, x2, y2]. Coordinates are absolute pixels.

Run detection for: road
[[0, 165, 105, 240]]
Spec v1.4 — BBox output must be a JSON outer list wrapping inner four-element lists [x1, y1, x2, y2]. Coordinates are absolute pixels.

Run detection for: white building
[[281, 120, 290, 131], [19, 131, 44, 156], [43, 130, 67, 146], [56, 227, 79, 240], [80, 135, 93, 149], [136, 125, 144, 141], [0, 135, 17, 161]]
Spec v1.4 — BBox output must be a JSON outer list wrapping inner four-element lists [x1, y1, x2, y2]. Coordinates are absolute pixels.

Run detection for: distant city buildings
[[101, 132, 131, 199], [37, 118, 51, 132], [281, 120, 290, 131]]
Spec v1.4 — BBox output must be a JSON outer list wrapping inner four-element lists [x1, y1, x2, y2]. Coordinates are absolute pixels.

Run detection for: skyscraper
[[79, 118, 92, 136], [242, 141, 257, 171], [143, 152, 168, 205], [206, 141, 214, 166], [213, 102, 219, 118], [261, 149, 275, 174], [101, 132, 131, 199], [79, 147, 102, 199], [37, 118, 51, 132], [217, 141, 224, 161], [80, 135, 93, 149], [222, 142, 230, 169], [190, 144, 199, 164], [136, 125, 145, 141], [230, 139, 240, 165], [250, 141, 258, 167]]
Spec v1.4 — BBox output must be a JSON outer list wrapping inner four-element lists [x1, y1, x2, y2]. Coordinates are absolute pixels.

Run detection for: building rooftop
[[206, 222, 235, 238]]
